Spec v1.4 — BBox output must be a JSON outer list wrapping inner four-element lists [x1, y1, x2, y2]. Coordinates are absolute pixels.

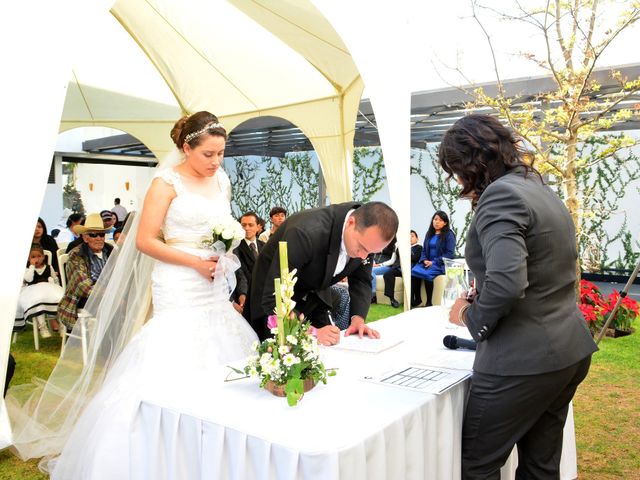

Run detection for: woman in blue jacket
[[410, 211, 456, 306]]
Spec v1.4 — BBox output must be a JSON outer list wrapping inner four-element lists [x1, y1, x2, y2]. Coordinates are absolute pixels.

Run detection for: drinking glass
[[442, 259, 469, 328]]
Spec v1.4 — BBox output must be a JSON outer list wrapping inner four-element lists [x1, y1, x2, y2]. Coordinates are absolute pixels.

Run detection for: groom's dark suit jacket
[[245, 202, 373, 340], [233, 238, 265, 301]]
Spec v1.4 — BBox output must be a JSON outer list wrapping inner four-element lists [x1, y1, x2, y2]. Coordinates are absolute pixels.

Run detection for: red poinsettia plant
[[579, 280, 639, 333]]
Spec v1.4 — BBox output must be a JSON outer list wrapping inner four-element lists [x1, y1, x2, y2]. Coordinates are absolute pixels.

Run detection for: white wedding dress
[[50, 168, 258, 479]]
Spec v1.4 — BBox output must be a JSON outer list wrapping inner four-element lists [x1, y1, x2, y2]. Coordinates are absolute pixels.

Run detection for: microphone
[[443, 335, 477, 351]]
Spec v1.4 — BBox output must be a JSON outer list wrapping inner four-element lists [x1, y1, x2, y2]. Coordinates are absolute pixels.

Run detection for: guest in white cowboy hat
[[57, 213, 114, 329]]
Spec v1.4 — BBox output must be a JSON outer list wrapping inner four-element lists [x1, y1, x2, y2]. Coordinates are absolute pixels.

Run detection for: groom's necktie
[[249, 242, 258, 258]]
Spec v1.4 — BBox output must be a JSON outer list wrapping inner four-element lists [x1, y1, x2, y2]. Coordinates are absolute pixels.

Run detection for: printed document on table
[[363, 364, 471, 395], [331, 332, 403, 354]]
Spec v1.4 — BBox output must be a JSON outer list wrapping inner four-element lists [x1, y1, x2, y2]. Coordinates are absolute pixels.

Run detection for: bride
[[7, 112, 258, 478]]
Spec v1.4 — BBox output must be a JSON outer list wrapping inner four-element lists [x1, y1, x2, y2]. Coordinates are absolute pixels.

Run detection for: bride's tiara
[[184, 121, 226, 144]]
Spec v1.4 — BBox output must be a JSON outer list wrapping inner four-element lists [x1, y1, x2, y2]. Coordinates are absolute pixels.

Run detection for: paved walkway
[[593, 280, 640, 299]]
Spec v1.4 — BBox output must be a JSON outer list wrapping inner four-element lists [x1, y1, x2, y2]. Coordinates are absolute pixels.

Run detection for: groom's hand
[[317, 325, 341, 346], [344, 315, 380, 339]]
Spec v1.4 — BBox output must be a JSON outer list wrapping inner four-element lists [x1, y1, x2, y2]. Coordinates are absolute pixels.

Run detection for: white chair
[[56, 247, 67, 268], [58, 252, 92, 364]]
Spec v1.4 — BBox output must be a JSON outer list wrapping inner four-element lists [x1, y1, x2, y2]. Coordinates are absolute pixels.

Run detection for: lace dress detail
[[51, 168, 257, 480]]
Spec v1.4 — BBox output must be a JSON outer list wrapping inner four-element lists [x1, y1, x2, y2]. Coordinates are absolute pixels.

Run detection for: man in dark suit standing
[[232, 212, 265, 315], [245, 201, 398, 345]]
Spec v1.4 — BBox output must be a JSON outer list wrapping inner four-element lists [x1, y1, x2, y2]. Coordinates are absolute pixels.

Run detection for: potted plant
[[579, 280, 639, 337], [241, 241, 334, 406]]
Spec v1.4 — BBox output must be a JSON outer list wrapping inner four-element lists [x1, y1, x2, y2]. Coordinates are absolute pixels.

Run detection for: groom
[[245, 201, 398, 345]]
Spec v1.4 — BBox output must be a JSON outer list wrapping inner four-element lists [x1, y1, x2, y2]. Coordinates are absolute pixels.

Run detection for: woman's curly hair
[[438, 114, 540, 205]]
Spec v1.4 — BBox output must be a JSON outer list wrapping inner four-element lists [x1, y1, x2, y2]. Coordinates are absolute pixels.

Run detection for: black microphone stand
[[594, 259, 640, 345]]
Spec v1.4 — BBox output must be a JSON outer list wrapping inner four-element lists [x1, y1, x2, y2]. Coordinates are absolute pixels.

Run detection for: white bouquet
[[201, 216, 245, 252]]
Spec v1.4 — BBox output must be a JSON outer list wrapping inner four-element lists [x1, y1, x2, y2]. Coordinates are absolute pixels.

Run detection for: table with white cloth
[[131, 307, 577, 480]]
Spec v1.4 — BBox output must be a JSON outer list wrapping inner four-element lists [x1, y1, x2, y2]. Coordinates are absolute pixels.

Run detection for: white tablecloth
[[131, 307, 577, 480]]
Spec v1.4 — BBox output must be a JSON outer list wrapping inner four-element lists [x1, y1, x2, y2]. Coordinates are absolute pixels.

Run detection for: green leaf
[[285, 378, 304, 407]]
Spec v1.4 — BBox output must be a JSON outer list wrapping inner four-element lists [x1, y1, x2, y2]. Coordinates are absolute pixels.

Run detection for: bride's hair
[[170, 111, 227, 149]]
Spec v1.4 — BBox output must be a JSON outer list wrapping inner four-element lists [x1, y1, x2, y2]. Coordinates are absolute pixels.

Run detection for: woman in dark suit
[[410, 211, 455, 306], [440, 115, 597, 479]]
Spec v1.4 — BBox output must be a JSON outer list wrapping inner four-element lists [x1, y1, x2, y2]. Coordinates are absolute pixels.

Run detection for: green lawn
[[1, 309, 637, 479]]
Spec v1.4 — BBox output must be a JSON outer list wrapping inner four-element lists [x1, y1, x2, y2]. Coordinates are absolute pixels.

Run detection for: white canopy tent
[[0, 0, 419, 448]]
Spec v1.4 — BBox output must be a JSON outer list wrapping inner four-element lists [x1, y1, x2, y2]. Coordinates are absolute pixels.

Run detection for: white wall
[[38, 127, 156, 228], [74, 163, 154, 216]]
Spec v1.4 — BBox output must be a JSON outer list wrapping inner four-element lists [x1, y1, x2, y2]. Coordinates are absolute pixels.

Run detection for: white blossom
[[286, 335, 298, 345], [283, 353, 300, 367], [278, 345, 290, 355]]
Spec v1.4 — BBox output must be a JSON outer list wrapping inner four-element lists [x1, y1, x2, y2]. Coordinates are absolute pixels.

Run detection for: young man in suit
[[245, 201, 398, 346], [232, 212, 264, 314]]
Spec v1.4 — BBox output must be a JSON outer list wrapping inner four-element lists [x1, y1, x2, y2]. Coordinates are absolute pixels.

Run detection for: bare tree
[[463, 0, 640, 286]]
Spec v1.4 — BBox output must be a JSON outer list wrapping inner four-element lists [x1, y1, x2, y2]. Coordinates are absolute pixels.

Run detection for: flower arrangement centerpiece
[[201, 216, 245, 252], [579, 280, 639, 335], [243, 241, 334, 406]]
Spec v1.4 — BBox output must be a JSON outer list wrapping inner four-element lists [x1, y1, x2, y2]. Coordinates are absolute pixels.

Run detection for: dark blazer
[[464, 167, 597, 376], [245, 202, 374, 340], [410, 243, 423, 266], [233, 239, 265, 299]]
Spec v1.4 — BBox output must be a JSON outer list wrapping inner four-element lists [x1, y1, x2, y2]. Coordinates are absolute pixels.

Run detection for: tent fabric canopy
[[62, 0, 366, 203], [0, 0, 416, 449]]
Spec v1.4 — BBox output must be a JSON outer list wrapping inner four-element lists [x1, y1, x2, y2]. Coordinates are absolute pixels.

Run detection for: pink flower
[[267, 315, 278, 329]]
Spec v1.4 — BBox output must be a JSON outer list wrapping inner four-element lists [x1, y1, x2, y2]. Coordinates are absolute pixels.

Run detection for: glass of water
[[441, 286, 459, 328]]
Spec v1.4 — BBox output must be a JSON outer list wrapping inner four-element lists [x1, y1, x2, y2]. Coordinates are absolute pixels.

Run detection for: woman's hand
[[193, 256, 219, 282], [449, 298, 470, 326], [423, 260, 432, 268]]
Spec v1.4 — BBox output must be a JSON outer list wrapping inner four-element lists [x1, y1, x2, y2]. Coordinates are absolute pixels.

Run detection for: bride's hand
[[194, 257, 219, 282]]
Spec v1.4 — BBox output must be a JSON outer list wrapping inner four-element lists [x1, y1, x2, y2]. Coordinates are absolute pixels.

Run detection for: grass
[[572, 321, 640, 479], [1, 310, 638, 479]]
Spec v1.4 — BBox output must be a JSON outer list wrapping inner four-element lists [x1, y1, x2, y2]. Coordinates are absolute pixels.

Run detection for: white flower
[[246, 354, 259, 367], [282, 353, 300, 367], [249, 367, 259, 377], [302, 340, 313, 352], [264, 358, 281, 376], [270, 327, 279, 335], [286, 335, 298, 345], [221, 227, 235, 240], [260, 353, 272, 365], [251, 341, 260, 351], [278, 345, 289, 355]]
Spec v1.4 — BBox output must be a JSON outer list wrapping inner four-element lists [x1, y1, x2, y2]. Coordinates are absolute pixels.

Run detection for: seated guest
[[56, 213, 84, 245], [17, 244, 63, 337], [411, 211, 455, 307], [382, 230, 423, 307], [100, 210, 117, 240], [370, 236, 397, 304], [65, 215, 87, 253], [113, 227, 124, 245], [232, 212, 265, 314], [58, 213, 114, 330], [32, 217, 60, 276], [258, 206, 287, 243]]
